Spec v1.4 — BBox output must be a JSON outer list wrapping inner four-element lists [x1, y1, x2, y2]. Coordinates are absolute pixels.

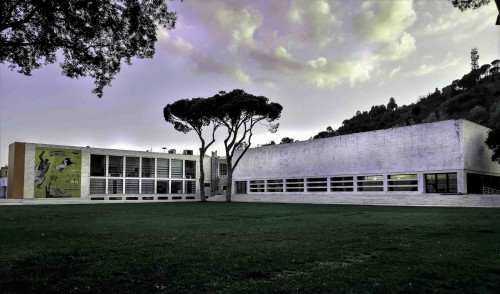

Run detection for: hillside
[[313, 60, 500, 139]]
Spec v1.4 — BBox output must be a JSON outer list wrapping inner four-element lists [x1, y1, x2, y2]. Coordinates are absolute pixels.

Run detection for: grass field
[[0, 202, 499, 293]]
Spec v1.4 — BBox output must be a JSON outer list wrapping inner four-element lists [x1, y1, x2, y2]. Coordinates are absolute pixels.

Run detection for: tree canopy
[[1, 0, 177, 97], [164, 97, 219, 201], [213, 89, 282, 202], [448, 0, 500, 25]]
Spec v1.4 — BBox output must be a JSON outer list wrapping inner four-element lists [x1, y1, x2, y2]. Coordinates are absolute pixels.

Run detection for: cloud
[[356, 0, 416, 43], [389, 66, 402, 78], [288, 0, 339, 47], [275, 47, 293, 61], [248, 47, 303, 72], [407, 57, 463, 77], [215, 7, 263, 50], [381, 32, 416, 60], [419, 2, 494, 37], [306, 57, 374, 88], [234, 68, 251, 84]]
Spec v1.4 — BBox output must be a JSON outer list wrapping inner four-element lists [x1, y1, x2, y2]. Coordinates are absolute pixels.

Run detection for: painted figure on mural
[[55, 158, 74, 173], [34, 151, 50, 188]]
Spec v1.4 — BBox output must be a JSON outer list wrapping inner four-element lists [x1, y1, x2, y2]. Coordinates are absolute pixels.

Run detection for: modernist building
[[5, 119, 500, 205], [231, 120, 500, 198], [7, 143, 212, 202]]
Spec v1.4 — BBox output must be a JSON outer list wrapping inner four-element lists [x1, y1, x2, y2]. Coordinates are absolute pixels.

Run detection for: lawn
[[0, 202, 499, 293]]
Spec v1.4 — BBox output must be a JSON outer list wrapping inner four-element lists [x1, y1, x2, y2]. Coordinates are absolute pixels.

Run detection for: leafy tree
[[164, 97, 219, 202], [486, 124, 500, 163], [448, 0, 499, 25], [1, 0, 177, 97], [280, 137, 295, 144], [387, 97, 398, 111], [213, 89, 282, 202], [492, 59, 500, 67]]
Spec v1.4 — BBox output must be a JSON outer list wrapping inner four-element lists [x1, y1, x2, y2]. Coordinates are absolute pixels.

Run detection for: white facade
[[232, 120, 500, 196], [8, 142, 211, 202]]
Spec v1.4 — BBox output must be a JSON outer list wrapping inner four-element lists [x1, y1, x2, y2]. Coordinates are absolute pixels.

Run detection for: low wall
[[224, 193, 500, 208]]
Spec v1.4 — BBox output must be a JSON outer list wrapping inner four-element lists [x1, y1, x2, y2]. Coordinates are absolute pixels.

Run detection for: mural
[[34, 147, 82, 198]]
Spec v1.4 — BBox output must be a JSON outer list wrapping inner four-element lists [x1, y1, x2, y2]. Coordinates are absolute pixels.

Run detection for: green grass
[[0, 203, 499, 293]]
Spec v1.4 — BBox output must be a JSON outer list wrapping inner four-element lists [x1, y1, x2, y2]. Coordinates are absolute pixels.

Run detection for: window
[[90, 178, 106, 194], [185, 181, 196, 194], [267, 179, 283, 192], [125, 157, 140, 177], [330, 176, 354, 192], [171, 159, 183, 178], [286, 178, 304, 192], [157, 180, 169, 194], [90, 155, 106, 176], [249, 180, 265, 192], [236, 181, 247, 194], [157, 159, 169, 178], [388, 174, 418, 192], [425, 173, 457, 193], [141, 158, 155, 178], [171, 181, 183, 194], [125, 179, 139, 194], [185, 160, 196, 179], [108, 179, 123, 194], [219, 163, 228, 176], [108, 156, 123, 177], [357, 175, 383, 192], [307, 178, 328, 192], [141, 180, 155, 194]]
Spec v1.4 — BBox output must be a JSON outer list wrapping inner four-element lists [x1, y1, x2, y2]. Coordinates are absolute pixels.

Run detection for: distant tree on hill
[[1, 0, 178, 97], [387, 97, 398, 111], [486, 124, 500, 163], [280, 137, 296, 144]]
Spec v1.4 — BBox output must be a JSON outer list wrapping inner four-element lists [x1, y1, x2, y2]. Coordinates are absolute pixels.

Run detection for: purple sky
[[1, 0, 499, 167]]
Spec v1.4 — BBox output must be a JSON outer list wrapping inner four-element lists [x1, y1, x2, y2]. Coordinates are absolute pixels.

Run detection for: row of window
[[89, 179, 197, 195], [90, 155, 196, 179], [238, 173, 457, 194]]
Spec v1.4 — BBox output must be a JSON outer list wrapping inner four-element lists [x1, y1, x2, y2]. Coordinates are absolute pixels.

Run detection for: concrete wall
[[234, 120, 466, 180]]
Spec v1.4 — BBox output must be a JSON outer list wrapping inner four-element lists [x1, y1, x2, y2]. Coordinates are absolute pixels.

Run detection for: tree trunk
[[225, 161, 233, 202], [199, 149, 206, 202]]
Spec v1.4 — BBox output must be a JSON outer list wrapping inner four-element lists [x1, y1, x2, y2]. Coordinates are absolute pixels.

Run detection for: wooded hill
[[313, 60, 500, 139]]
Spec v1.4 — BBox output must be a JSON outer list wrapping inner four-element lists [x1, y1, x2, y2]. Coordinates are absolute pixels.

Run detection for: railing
[[483, 186, 500, 195]]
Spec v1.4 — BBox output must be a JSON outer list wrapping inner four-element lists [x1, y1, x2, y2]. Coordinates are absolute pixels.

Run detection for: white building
[[4, 119, 500, 206], [230, 120, 500, 205], [7, 143, 211, 202]]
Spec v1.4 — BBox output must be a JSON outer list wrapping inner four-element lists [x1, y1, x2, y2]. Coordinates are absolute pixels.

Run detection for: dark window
[[267, 179, 283, 192], [330, 176, 354, 192], [171, 181, 183, 194], [425, 173, 458, 193], [249, 180, 265, 192], [125, 157, 140, 177], [157, 180, 169, 194], [236, 181, 247, 194], [108, 156, 123, 177], [125, 179, 139, 194], [90, 155, 106, 176], [219, 163, 228, 176], [185, 160, 196, 179], [286, 178, 304, 192], [142, 158, 155, 178], [141, 180, 155, 194], [307, 178, 328, 192], [108, 179, 123, 194], [90, 178, 106, 194], [185, 181, 196, 194]]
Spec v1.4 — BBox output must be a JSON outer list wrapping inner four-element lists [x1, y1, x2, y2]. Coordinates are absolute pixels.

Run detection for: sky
[[1, 0, 500, 167]]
